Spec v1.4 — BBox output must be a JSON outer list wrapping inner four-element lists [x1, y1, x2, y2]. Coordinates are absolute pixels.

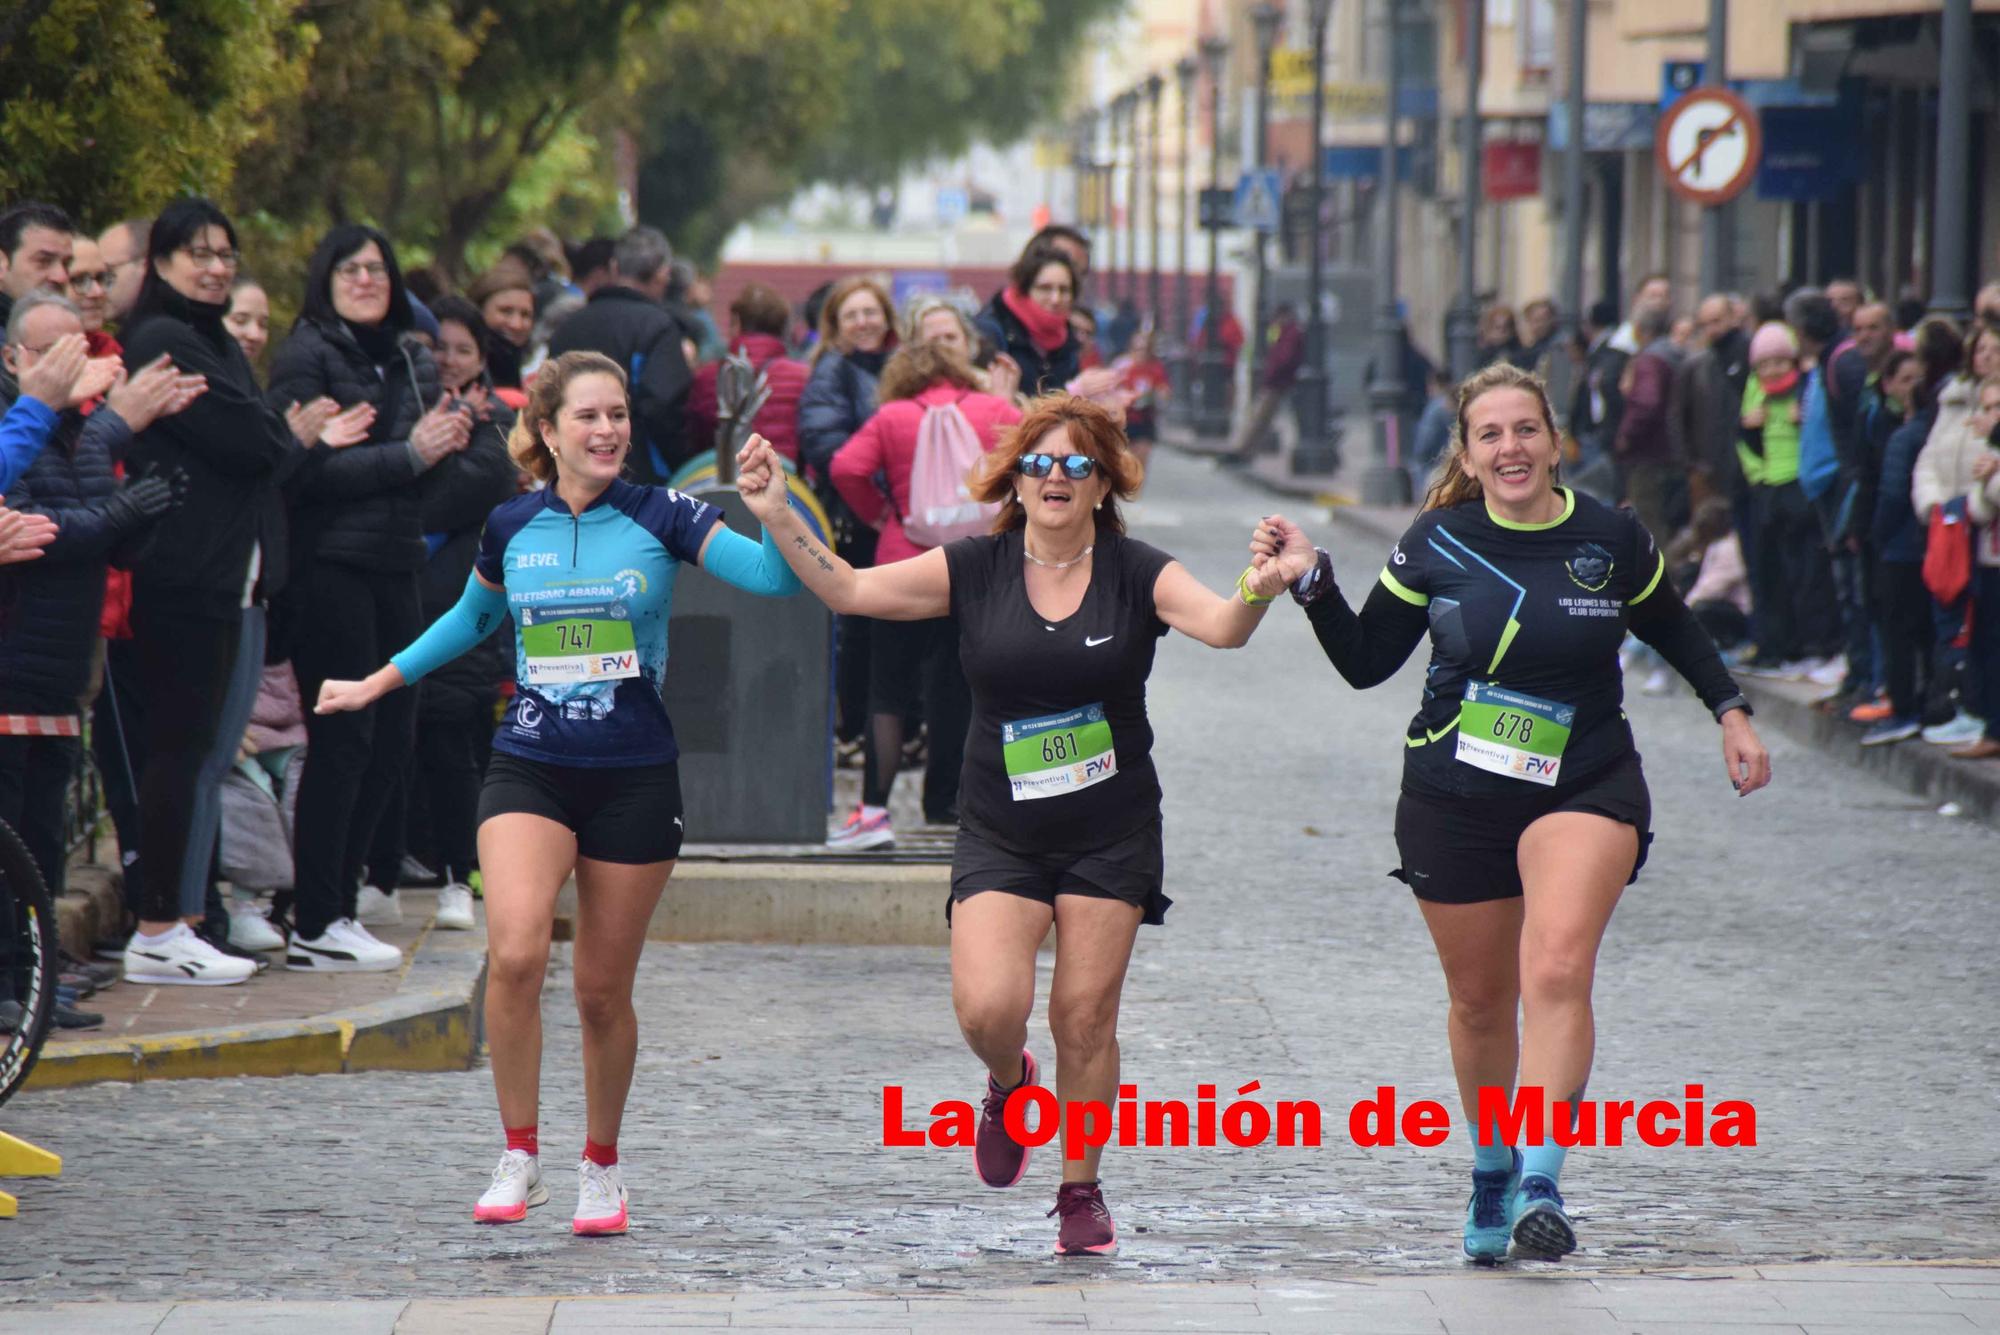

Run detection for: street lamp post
[[1559, 0, 1586, 360], [1931, 0, 1973, 322], [1248, 3, 1283, 405], [1172, 56, 1199, 424], [1291, 0, 1338, 475], [1699, 0, 1731, 295], [1196, 34, 1233, 441], [1362, 0, 1413, 503], [1104, 97, 1124, 304], [1146, 73, 1164, 332], [1445, 0, 1485, 382], [1122, 88, 1142, 324]]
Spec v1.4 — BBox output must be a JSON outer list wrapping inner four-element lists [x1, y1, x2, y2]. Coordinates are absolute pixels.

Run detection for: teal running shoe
[[1509, 1174, 1577, 1260], [1463, 1149, 1521, 1263]]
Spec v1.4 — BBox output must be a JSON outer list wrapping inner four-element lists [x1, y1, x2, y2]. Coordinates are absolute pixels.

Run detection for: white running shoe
[[473, 1149, 547, 1224], [123, 923, 257, 986], [356, 883, 403, 925], [227, 899, 287, 952], [573, 1160, 629, 1236], [1806, 656, 1848, 687], [826, 805, 894, 851], [1924, 712, 1986, 746], [287, 918, 402, 973], [435, 882, 476, 931]]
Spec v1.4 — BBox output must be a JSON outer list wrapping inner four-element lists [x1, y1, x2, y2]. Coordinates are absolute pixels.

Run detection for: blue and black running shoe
[[1509, 1173, 1577, 1260], [1463, 1149, 1521, 1263]]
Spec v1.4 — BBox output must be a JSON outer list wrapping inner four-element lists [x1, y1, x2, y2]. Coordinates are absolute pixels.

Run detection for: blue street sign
[[1233, 168, 1283, 234]]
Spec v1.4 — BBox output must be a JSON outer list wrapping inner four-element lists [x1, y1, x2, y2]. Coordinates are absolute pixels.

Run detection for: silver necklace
[[1022, 537, 1093, 570]]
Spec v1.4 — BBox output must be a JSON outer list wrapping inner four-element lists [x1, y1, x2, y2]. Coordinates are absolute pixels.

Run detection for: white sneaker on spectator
[[287, 918, 402, 973], [356, 883, 403, 925], [1805, 657, 1848, 687], [227, 898, 286, 952], [473, 1149, 547, 1224], [435, 882, 476, 931], [123, 923, 256, 986], [1641, 668, 1673, 697], [1923, 712, 1986, 746], [1778, 659, 1816, 681]]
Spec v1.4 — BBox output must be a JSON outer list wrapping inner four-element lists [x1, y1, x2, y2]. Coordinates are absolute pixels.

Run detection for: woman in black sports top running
[[1254, 361, 1771, 1264]]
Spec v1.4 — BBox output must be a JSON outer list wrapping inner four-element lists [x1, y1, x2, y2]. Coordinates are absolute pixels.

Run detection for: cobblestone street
[[5, 450, 1997, 1305]]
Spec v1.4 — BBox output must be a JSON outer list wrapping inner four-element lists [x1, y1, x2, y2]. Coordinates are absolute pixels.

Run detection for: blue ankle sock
[[1520, 1140, 1567, 1186], [1471, 1110, 1514, 1173]]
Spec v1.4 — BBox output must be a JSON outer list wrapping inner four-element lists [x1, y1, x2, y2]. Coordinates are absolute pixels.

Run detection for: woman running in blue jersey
[[315, 351, 799, 1237], [1253, 362, 1772, 1263]]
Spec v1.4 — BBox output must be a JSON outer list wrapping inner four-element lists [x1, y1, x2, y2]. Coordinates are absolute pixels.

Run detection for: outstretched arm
[[1151, 514, 1313, 647], [316, 571, 508, 713], [694, 520, 803, 597], [734, 435, 950, 620]]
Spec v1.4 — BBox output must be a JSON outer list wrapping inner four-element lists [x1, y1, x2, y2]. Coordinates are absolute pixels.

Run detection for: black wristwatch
[[1290, 547, 1335, 607]]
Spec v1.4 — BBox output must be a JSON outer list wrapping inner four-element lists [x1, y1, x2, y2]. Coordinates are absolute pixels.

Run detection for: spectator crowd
[[0, 196, 1159, 1026]]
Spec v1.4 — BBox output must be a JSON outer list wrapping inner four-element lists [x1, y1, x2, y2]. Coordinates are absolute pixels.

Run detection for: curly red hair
[[970, 393, 1144, 536]]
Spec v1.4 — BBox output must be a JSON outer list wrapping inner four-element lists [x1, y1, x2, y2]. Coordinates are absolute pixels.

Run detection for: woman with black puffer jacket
[[266, 224, 473, 974]]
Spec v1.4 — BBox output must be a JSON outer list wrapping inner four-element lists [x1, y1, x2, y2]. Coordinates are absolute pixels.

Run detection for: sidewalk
[[9, 1263, 2000, 1333], [31, 887, 486, 1088]]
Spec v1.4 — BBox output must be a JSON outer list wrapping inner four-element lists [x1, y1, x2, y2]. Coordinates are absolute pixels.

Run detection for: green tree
[[0, 0, 306, 224]]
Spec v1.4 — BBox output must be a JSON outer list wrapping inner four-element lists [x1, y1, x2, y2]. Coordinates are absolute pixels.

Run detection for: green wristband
[[1237, 567, 1274, 606]]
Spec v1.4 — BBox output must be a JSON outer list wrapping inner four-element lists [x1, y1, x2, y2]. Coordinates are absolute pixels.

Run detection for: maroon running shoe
[[1049, 1179, 1117, 1256], [974, 1048, 1039, 1188]]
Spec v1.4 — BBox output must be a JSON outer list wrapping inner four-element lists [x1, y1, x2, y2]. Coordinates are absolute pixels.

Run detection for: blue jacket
[[1798, 365, 1840, 502], [0, 407, 143, 713], [0, 395, 58, 494], [796, 351, 880, 482], [1873, 405, 1934, 563]]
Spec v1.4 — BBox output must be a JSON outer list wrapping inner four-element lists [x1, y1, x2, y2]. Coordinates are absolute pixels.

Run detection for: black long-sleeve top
[[1303, 489, 1743, 799]]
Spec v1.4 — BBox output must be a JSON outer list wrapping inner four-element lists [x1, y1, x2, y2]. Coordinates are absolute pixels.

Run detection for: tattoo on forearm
[[791, 533, 836, 574]]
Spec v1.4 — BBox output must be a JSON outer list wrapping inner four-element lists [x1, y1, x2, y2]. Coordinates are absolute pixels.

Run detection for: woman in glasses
[[736, 394, 1296, 1257]]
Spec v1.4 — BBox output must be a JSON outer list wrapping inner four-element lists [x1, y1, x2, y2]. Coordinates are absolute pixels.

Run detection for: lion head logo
[[1566, 543, 1615, 592]]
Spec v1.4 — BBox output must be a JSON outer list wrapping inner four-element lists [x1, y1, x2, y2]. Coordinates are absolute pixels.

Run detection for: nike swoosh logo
[[1085, 635, 1114, 647]]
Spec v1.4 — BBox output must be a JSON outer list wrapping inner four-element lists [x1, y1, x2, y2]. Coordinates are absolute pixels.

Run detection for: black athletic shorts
[[477, 752, 685, 864], [1390, 751, 1653, 905], [949, 817, 1171, 926]]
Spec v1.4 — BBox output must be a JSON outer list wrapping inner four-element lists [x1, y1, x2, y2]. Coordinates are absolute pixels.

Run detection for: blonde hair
[[1423, 362, 1562, 512], [507, 350, 626, 482], [814, 275, 895, 362], [876, 341, 981, 403]]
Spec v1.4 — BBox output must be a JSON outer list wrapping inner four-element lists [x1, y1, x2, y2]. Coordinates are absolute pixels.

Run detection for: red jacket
[[686, 333, 809, 463], [87, 329, 136, 641], [830, 383, 1021, 565]]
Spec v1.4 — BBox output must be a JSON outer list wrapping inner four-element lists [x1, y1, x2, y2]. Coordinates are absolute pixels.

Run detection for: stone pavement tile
[[1063, 1302, 1266, 1329], [395, 1297, 554, 1334], [1949, 1283, 2000, 1296], [0, 1304, 172, 1335], [1610, 1326, 1806, 1335], [1796, 1321, 1984, 1335], [1759, 1265, 1998, 1284], [1435, 1313, 1621, 1335], [153, 1301, 406, 1334], [728, 1295, 914, 1326], [1762, 1278, 1962, 1312], [1960, 1300, 2000, 1331], [547, 1295, 742, 1329], [1593, 1275, 1790, 1320]]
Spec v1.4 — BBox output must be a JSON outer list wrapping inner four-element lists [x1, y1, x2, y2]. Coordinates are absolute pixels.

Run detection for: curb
[[25, 934, 487, 1091], [1738, 676, 2000, 830]]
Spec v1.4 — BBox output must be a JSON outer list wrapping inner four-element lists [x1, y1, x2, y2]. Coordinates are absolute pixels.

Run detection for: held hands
[[734, 434, 789, 523], [1721, 710, 1772, 797], [1246, 513, 1318, 598]]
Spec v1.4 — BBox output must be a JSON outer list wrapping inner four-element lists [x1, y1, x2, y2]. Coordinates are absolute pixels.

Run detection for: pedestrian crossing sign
[[1233, 169, 1282, 234]]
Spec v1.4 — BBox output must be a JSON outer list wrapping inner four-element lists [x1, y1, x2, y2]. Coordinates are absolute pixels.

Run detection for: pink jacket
[[829, 383, 1021, 564], [247, 663, 307, 753]]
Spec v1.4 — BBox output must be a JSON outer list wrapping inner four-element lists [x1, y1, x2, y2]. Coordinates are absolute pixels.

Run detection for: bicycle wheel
[[0, 818, 56, 1108]]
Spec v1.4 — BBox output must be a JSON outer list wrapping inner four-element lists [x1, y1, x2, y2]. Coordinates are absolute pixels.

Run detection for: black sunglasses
[[1017, 452, 1097, 480]]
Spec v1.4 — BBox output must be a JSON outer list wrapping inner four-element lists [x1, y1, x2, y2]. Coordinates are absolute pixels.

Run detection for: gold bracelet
[[1236, 567, 1274, 606]]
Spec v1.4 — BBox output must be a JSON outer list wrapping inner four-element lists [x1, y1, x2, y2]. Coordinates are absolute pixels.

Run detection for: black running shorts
[[1390, 751, 1653, 905], [477, 752, 685, 864], [949, 817, 1171, 926]]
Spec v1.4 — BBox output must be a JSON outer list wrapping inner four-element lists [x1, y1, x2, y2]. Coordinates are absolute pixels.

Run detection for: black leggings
[[131, 603, 240, 924], [289, 564, 422, 940], [417, 688, 492, 882]]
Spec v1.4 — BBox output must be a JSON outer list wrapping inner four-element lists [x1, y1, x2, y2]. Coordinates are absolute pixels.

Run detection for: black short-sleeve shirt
[[945, 528, 1176, 853], [1381, 488, 1669, 799]]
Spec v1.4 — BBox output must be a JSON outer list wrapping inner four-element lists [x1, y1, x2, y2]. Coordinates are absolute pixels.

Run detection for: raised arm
[[1150, 514, 1307, 648], [734, 434, 949, 620]]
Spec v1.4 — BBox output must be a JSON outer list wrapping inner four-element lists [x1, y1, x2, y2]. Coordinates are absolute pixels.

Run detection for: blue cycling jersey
[[473, 479, 721, 767]]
